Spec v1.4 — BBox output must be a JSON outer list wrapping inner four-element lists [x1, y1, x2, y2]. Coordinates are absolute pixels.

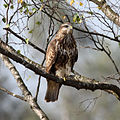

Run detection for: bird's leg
[[63, 77, 66, 81], [63, 74, 70, 81]]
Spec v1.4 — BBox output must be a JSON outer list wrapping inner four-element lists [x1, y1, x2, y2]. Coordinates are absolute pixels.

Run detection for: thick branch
[[89, 0, 120, 26], [0, 53, 49, 120], [0, 39, 120, 100]]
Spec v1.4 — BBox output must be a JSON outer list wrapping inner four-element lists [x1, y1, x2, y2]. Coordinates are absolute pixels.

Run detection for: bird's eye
[[64, 25, 69, 28]]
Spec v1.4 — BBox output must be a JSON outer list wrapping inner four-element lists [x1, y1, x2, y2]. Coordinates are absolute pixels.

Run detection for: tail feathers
[[45, 80, 61, 102]]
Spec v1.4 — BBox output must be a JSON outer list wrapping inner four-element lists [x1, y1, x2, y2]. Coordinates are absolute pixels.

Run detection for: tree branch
[[89, 0, 120, 26], [0, 53, 49, 120], [3, 28, 46, 54], [41, 8, 120, 42], [0, 85, 25, 101], [0, 39, 120, 101]]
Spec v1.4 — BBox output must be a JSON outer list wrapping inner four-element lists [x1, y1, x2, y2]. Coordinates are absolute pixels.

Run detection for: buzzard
[[45, 22, 78, 102]]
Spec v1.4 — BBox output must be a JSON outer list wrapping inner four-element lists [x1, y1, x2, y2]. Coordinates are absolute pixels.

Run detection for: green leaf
[[73, 17, 76, 22], [73, 13, 78, 22], [20, 7, 24, 13], [3, 4, 8, 8], [11, 0, 13, 4], [29, 11, 32, 16], [88, 11, 93, 15], [5, 24, 10, 28], [2, 17, 6, 23], [32, 8, 36, 13], [36, 21, 41, 25], [117, 35, 120, 37], [17, 50, 21, 54], [73, 13, 83, 24], [76, 17, 80, 22], [25, 38, 29, 44], [10, 5, 14, 9], [40, 0, 43, 2], [24, 8, 29, 14], [22, 1, 27, 8], [73, 13, 82, 23], [29, 29, 33, 33]]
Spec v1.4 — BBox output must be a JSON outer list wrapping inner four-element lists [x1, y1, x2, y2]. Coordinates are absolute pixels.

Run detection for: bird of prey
[[45, 22, 78, 102]]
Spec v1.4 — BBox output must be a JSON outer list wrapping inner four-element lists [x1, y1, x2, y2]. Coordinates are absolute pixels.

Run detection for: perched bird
[[45, 22, 78, 102]]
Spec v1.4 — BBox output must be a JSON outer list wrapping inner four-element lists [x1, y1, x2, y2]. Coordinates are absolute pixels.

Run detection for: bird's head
[[59, 22, 73, 35]]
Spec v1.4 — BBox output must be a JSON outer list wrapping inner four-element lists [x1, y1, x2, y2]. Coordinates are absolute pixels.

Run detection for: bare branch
[[0, 39, 120, 101], [83, 19, 119, 73], [0, 85, 25, 101], [0, 53, 49, 120], [41, 8, 120, 42], [3, 28, 46, 54]]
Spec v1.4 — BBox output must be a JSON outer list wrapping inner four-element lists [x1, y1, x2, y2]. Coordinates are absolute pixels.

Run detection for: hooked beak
[[70, 25, 73, 29], [67, 25, 73, 34]]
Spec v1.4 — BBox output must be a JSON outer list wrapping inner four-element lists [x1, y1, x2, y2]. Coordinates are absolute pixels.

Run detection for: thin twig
[[3, 28, 46, 54], [0, 86, 25, 101]]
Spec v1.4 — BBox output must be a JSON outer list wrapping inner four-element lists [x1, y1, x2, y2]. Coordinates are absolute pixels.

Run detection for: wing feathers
[[46, 39, 57, 73]]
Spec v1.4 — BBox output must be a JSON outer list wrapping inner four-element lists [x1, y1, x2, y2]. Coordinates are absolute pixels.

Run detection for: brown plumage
[[45, 22, 78, 102]]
